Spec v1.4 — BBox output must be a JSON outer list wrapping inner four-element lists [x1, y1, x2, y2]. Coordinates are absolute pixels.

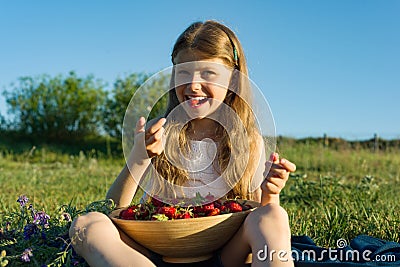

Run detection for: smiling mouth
[[185, 96, 209, 107]]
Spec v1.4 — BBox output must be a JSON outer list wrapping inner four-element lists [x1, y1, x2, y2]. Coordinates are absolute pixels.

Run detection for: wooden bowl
[[109, 200, 259, 263]]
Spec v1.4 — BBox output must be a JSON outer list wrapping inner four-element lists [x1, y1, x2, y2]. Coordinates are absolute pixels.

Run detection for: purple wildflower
[[17, 195, 29, 207], [33, 211, 50, 228], [21, 248, 33, 262], [23, 223, 38, 240]]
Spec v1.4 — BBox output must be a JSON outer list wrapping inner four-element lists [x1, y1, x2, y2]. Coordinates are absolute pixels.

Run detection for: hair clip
[[233, 46, 238, 64]]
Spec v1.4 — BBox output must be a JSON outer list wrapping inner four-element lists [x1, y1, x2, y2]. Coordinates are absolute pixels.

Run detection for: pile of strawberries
[[119, 194, 253, 221]]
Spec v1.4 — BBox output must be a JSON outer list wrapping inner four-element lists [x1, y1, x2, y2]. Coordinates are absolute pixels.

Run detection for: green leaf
[[152, 214, 169, 221]]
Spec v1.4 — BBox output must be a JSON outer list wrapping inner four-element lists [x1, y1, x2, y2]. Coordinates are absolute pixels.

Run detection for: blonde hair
[[151, 21, 260, 201]]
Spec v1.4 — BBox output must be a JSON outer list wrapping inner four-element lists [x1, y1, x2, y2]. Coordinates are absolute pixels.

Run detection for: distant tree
[[3, 72, 107, 142], [103, 72, 169, 139], [0, 113, 6, 131]]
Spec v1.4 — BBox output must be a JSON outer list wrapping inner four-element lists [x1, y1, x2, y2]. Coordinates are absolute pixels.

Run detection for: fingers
[[262, 152, 296, 195], [279, 158, 296, 172], [262, 177, 285, 194], [135, 117, 146, 134], [266, 153, 296, 173], [145, 126, 165, 146], [145, 118, 166, 157], [262, 168, 289, 195], [145, 118, 166, 145], [136, 117, 166, 140], [146, 118, 166, 136], [266, 167, 290, 181], [134, 117, 166, 158]]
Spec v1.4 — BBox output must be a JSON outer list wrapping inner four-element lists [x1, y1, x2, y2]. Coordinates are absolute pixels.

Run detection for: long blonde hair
[[151, 21, 260, 201]]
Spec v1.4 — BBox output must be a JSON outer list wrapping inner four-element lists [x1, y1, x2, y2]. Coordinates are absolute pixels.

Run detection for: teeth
[[187, 96, 206, 101]]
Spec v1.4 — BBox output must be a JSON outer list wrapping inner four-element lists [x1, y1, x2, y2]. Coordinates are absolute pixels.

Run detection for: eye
[[201, 70, 216, 79], [177, 70, 191, 76], [175, 69, 192, 85]]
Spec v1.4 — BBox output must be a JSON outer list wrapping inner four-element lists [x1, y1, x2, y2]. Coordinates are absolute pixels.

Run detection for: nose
[[187, 81, 201, 91], [186, 72, 202, 91]]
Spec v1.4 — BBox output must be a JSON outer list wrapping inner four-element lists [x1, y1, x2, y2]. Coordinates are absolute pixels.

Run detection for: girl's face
[[173, 49, 234, 119]]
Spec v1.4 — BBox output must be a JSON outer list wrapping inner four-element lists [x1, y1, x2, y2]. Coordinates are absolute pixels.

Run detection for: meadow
[[1, 138, 399, 265]]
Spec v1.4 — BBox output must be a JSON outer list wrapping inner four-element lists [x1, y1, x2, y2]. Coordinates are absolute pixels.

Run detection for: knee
[[69, 212, 116, 254], [244, 204, 290, 236], [69, 212, 108, 237]]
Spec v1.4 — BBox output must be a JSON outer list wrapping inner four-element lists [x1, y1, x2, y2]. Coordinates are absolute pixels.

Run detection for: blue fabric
[[292, 235, 400, 266]]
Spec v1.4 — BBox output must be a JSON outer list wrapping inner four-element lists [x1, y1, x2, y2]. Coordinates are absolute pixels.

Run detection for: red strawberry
[[208, 208, 220, 216], [157, 206, 177, 219], [120, 206, 135, 220], [177, 212, 191, 219], [203, 203, 214, 214], [270, 152, 278, 162], [220, 205, 227, 213], [225, 202, 243, 213]]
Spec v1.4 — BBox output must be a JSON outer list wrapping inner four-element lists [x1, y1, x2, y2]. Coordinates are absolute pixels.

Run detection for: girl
[[70, 20, 296, 267]]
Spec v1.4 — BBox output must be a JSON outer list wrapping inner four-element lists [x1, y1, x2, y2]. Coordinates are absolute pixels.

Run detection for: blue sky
[[1, 0, 399, 140]]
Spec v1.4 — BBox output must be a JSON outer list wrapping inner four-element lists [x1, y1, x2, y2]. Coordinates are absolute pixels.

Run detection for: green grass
[[0, 149, 124, 216], [1, 140, 400, 264], [277, 140, 400, 247]]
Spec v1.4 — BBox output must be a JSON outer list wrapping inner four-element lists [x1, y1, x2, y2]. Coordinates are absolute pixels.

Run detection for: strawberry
[[177, 211, 191, 219], [157, 206, 177, 219], [225, 201, 243, 213], [189, 98, 199, 106], [220, 205, 227, 213], [270, 152, 278, 162], [117, 194, 250, 221], [202, 203, 214, 214], [208, 208, 220, 216], [120, 206, 136, 220]]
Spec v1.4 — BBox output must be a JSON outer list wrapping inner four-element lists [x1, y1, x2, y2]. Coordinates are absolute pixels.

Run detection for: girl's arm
[[106, 117, 166, 208], [260, 153, 296, 206], [106, 150, 151, 208]]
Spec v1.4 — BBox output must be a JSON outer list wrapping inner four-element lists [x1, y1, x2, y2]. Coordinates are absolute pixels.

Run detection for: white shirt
[[180, 139, 230, 198]]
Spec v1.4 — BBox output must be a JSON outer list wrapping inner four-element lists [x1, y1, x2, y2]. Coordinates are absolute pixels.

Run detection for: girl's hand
[[134, 117, 166, 158], [261, 153, 296, 205]]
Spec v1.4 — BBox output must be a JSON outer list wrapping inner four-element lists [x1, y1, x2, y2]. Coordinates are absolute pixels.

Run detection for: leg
[[220, 204, 293, 267], [69, 212, 156, 267]]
